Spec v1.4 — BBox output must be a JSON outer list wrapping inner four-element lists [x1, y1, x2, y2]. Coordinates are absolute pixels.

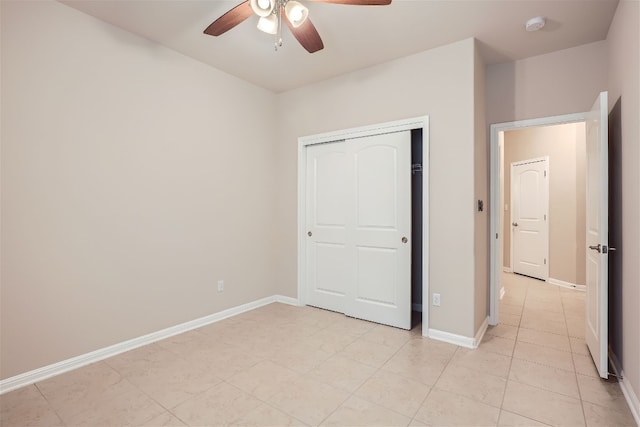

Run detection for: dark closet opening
[[411, 128, 424, 329]]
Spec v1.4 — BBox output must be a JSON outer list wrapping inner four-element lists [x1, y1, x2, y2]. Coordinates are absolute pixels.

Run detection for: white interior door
[[511, 158, 549, 280], [305, 131, 411, 329], [585, 91, 609, 379], [346, 132, 411, 329], [305, 141, 349, 313]]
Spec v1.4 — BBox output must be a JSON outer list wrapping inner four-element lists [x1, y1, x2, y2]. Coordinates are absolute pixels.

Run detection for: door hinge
[[544, 214, 547, 221], [496, 233, 499, 239], [544, 258, 547, 265], [544, 170, 547, 177], [412, 163, 423, 174]]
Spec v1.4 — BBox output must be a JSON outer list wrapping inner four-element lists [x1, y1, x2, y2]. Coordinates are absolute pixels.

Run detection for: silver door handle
[[512, 222, 518, 227], [588, 244, 601, 253]]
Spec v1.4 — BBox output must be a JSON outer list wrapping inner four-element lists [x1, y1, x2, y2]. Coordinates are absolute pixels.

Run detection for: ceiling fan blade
[[204, 1, 253, 36], [309, 0, 391, 5], [284, 15, 324, 53]]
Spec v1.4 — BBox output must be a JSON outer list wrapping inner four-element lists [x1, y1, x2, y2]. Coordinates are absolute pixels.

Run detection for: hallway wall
[[503, 123, 586, 286]]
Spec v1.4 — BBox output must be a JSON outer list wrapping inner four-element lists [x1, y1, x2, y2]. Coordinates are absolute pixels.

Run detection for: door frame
[[509, 156, 550, 280], [298, 116, 430, 333], [490, 113, 586, 325]]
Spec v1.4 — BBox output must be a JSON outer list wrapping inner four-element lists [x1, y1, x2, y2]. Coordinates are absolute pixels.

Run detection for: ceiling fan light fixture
[[257, 14, 278, 34], [285, 1, 309, 27], [205, 0, 392, 53], [250, 0, 274, 17]]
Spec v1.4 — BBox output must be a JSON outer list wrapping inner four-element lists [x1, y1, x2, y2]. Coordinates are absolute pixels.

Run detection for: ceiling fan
[[203, 0, 392, 54]]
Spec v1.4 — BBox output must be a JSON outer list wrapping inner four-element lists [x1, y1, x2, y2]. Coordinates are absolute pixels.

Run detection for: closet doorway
[[297, 116, 429, 332]]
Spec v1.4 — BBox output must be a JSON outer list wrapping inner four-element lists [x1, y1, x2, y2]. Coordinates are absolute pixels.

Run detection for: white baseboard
[[619, 371, 640, 426], [428, 328, 473, 348], [503, 267, 513, 273], [547, 277, 586, 291], [412, 303, 423, 313], [0, 295, 299, 395], [274, 295, 302, 306], [474, 317, 489, 347], [609, 351, 639, 426], [428, 317, 488, 349], [609, 348, 623, 379]]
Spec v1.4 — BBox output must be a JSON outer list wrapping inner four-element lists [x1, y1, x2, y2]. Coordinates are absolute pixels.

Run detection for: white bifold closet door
[[305, 130, 411, 330]]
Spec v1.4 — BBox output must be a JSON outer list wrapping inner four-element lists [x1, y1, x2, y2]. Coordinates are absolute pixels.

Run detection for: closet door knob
[[402, 237, 408, 244], [307, 231, 312, 237]]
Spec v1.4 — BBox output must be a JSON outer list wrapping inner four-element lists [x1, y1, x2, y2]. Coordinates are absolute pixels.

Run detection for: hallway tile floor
[[1, 273, 636, 426]]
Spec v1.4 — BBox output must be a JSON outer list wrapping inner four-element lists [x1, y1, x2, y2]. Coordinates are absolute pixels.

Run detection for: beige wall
[[0, 1, 279, 379], [275, 39, 483, 338], [474, 44, 489, 332], [606, 0, 640, 411], [487, 41, 608, 125], [503, 123, 587, 286], [487, 40, 607, 290], [575, 124, 586, 287]]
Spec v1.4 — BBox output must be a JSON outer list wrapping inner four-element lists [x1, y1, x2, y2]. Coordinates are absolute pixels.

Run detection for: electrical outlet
[[432, 293, 441, 307], [217, 280, 224, 292]]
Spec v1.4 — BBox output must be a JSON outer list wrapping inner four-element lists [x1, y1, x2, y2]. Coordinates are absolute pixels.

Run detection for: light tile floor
[[1, 273, 637, 426]]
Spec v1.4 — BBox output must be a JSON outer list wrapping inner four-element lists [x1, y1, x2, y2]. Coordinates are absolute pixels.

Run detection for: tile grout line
[[219, 379, 311, 426], [562, 287, 589, 427], [496, 279, 526, 423], [314, 325, 420, 426], [98, 305, 311, 426], [499, 277, 584, 426], [33, 382, 67, 427], [507, 274, 590, 426], [103, 364, 191, 426], [408, 343, 464, 426]]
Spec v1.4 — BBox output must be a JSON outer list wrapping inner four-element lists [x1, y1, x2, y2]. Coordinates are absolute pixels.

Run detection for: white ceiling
[[60, 0, 619, 93]]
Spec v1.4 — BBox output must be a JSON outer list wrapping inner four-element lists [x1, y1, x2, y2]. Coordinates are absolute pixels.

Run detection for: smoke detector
[[525, 16, 546, 32]]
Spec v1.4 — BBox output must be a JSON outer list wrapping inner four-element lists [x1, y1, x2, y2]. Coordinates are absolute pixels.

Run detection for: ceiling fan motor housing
[[250, 0, 274, 17]]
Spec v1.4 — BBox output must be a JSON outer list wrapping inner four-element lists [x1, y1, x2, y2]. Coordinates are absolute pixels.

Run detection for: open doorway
[[502, 123, 586, 290], [491, 121, 588, 348], [489, 111, 590, 326], [489, 93, 612, 380]]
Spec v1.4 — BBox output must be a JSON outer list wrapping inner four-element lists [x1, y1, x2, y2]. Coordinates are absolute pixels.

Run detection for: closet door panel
[[347, 131, 412, 329], [305, 142, 349, 313]]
